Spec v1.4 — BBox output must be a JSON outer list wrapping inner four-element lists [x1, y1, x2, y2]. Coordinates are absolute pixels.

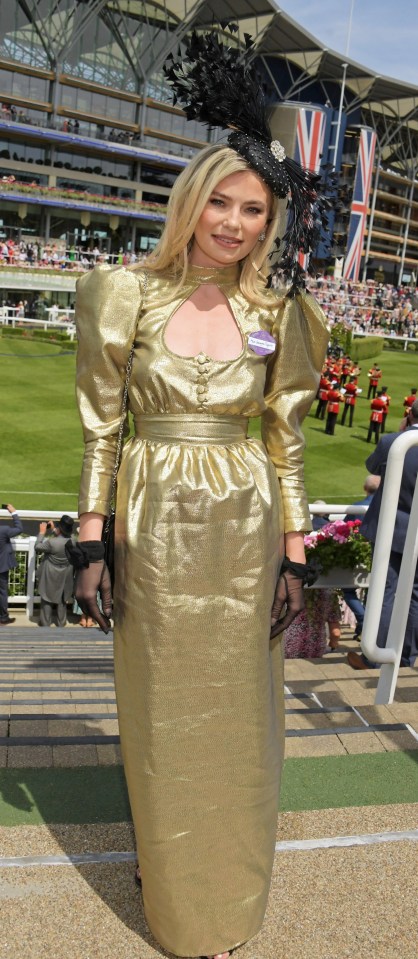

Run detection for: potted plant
[[304, 519, 372, 588]]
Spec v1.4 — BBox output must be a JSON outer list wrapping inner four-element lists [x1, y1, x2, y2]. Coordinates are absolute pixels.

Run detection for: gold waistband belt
[[134, 413, 249, 444]]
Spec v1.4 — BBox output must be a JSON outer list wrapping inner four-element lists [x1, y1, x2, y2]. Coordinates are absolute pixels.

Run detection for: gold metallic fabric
[[75, 264, 328, 957]]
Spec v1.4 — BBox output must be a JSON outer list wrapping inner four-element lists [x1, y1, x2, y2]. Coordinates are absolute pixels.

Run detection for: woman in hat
[[67, 26, 330, 959], [35, 514, 74, 627]]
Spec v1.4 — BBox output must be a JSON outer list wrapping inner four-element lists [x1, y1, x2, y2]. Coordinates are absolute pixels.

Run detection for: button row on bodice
[[195, 355, 210, 411]]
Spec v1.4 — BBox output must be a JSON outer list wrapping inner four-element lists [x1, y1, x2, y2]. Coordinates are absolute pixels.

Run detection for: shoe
[[0, 617, 15, 625], [347, 651, 368, 670]]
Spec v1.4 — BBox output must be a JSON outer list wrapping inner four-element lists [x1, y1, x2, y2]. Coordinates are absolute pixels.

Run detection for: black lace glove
[[65, 540, 112, 634], [270, 559, 316, 639]]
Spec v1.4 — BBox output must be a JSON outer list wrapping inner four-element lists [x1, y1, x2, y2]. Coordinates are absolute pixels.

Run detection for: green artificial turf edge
[[0, 753, 416, 827]]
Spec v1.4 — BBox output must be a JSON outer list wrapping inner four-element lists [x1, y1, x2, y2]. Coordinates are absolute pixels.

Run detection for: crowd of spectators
[[309, 275, 418, 340], [0, 238, 143, 270], [2, 240, 418, 341]]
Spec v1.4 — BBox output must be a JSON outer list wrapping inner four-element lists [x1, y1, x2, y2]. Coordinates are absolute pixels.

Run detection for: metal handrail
[[360, 430, 418, 703]]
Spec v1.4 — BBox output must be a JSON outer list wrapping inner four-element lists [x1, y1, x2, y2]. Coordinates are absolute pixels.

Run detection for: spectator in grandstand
[[310, 276, 418, 341], [348, 401, 418, 670], [0, 504, 23, 626], [35, 515, 75, 627]]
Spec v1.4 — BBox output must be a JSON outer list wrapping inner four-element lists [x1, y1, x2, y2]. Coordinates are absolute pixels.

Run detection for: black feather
[[163, 29, 271, 142], [163, 24, 337, 292]]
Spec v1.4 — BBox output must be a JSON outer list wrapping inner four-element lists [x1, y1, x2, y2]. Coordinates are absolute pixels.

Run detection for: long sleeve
[[35, 533, 52, 554], [365, 435, 390, 475], [9, 514, 23, 537], [261, 290, 329, 532], [76, 265, 146, 516]]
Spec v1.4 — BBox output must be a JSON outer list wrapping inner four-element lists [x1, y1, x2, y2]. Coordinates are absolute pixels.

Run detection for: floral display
[[0, 178, 167, 215], [304, 519, 372, 574]]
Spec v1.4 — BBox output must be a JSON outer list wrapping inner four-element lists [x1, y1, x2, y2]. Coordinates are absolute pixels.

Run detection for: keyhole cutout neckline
[[162, 263, 245, 363]]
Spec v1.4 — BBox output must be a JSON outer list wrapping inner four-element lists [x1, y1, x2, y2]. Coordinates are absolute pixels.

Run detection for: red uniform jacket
[[318, 375, 330, 401], [368, 368, 382, 387], [344, 383, 358, 406], [327, 388, 342, 414], [370, 397, 386, 423]]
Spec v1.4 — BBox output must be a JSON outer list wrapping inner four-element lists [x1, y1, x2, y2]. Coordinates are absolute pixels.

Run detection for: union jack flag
[[295, 108, 326, 172], [294, 108, 326, 268], [343, 128, 377, 281]]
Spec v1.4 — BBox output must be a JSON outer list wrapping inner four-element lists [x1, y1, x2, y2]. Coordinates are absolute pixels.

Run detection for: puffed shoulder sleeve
[[261, 290, 329, 532], [76, 265, 146, 516]]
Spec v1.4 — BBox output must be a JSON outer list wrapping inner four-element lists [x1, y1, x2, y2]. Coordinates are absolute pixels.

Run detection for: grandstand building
[[0, 1, 417, 283]]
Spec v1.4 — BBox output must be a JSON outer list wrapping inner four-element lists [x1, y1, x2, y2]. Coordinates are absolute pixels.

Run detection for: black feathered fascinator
[[163, 24, 335, 292]]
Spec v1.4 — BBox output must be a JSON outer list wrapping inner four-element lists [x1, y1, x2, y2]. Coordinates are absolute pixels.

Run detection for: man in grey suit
[[35, 514, 74, 627], [0, 504, 23, 625], [348, 400, 418, 670]]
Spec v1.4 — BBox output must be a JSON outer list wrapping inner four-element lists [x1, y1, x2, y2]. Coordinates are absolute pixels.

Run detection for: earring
[[258, 231, 266, 242]]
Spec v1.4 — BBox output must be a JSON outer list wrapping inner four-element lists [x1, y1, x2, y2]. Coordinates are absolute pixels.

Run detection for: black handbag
[[102, 511, 116, 586], [102, 272, 148, 586]]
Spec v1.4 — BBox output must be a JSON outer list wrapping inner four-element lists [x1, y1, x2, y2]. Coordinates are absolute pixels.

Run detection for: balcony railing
[[0, 179, 167, 220]]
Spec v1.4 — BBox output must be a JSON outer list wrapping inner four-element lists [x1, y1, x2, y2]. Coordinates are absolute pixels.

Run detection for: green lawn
[[303, 349, 418, 502], [0, 336, 82, 510], [1, 333, 418, 510]]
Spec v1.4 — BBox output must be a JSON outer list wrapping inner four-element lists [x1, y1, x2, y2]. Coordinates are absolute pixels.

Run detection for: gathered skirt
[[113, 416, 285, 957]]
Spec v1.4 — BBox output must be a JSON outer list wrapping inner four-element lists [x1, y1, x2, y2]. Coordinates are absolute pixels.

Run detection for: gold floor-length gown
[[76, 263, 328, 957]]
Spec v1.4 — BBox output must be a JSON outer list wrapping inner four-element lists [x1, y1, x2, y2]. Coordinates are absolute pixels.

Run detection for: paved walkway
[[0, 622, 417, 958]]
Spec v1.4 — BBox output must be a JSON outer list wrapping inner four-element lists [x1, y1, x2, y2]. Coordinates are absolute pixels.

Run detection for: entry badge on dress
[[248, 330, 276, 356]]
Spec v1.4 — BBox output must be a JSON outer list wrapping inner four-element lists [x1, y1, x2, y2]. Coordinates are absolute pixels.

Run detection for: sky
[[276, 1, 418, 87]]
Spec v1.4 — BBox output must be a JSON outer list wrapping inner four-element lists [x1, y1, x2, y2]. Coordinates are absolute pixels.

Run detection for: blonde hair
[[132, 143, 281, 307]]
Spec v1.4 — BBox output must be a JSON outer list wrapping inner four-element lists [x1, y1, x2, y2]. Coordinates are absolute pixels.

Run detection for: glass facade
[[0, 68, 49, 100], [1, 0, 416, 277], [0, 1, 212, 251], [61, 85, 137, 123]]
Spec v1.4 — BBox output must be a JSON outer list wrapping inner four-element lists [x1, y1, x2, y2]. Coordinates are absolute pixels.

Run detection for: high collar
[[186, 262, 240, 285]]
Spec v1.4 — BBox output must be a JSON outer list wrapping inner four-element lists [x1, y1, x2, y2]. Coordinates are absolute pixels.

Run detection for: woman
[[67, 28, 330, 959], [35, 514, 74, 627], [284, 589, 341, 658]]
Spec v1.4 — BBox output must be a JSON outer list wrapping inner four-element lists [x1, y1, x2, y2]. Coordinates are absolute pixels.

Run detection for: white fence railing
[[8, 537, 37, 618], [0, 315, 76, 338], [360, 430, 418, 703]]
